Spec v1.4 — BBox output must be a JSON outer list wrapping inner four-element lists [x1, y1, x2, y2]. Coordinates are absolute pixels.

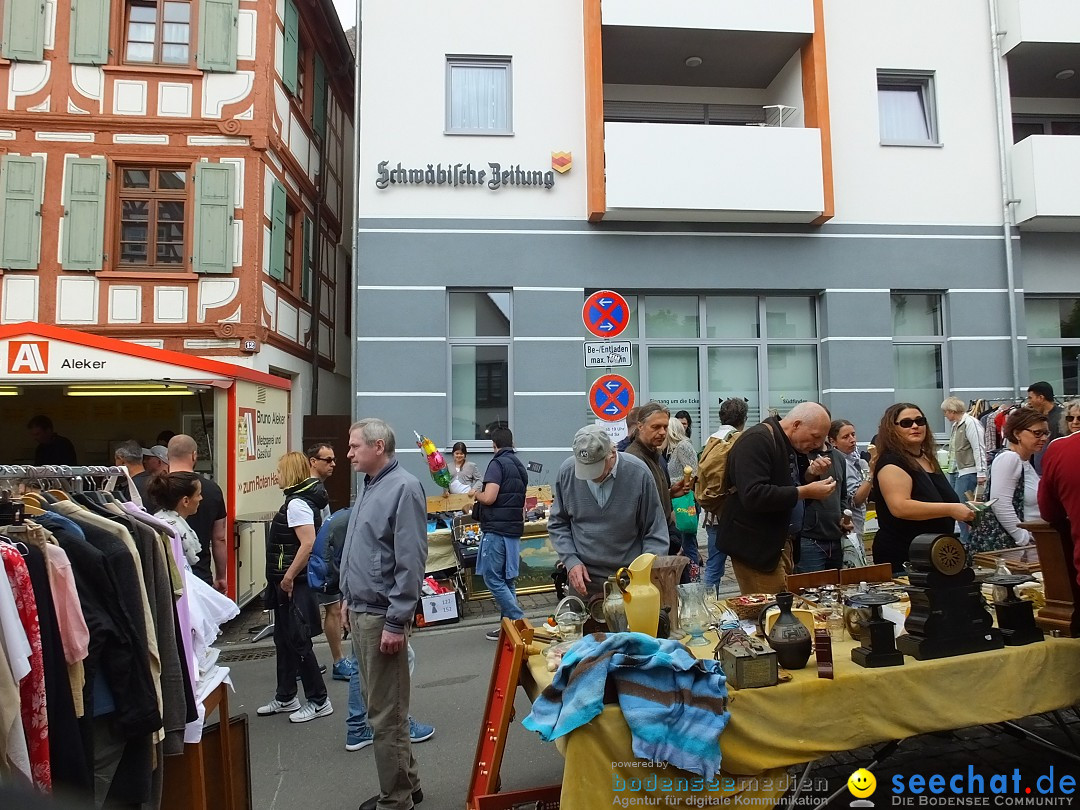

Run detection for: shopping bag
[[841, 531, 867, 569], [673, 492, 699, 534]]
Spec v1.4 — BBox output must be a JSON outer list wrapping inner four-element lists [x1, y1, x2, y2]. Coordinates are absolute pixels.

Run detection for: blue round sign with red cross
[[583, 290, 630, 339], [589, 374, 636, 422]]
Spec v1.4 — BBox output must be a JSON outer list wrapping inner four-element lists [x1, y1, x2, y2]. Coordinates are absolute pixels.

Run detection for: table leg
[[997, 721, 1080, 765], [805, 740, 900, 810], [784, 762, 814, 810]]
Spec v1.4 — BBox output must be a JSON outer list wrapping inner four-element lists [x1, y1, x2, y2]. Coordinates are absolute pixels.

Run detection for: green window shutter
[[312, 54, 327, 139], [3, 0, 46, 61], [0, 155, 44, 270], [61, 158, 107, 272], [282, 0, 299, 95], [197, 0, 238, 72], [193, 162, 235, 274], [269, 180, 286, 281], [69, 0, 111, 65], [301, 216, 313, 300]]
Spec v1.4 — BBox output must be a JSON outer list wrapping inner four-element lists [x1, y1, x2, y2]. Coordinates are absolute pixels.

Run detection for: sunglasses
[[1067, 415, 1080, 422], [316, 456, 336, 464], [895, 417, 928, 428]]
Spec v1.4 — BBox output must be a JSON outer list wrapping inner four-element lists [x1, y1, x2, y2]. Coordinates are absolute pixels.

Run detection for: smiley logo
[[848, 769, 877, 798]]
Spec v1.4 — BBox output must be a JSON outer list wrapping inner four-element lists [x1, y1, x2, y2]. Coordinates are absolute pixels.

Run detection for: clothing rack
[[0, 465, 126, 481]]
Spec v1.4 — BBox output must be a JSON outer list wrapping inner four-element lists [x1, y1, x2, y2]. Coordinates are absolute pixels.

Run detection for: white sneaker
[[257, 697, 301, 716], [289, 699, 333, 723]]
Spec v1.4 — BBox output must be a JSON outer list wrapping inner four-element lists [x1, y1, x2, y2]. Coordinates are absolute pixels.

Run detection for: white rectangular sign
[[583, 341, 632, 368]]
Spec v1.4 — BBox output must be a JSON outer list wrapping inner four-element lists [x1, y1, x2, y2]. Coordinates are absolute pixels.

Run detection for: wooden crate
[[973, 546, 1041, 574]]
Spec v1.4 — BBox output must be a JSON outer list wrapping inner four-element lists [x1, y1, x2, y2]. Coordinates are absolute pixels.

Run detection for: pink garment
[[44, 545, 89, 665], [1, 543, 51, 792]]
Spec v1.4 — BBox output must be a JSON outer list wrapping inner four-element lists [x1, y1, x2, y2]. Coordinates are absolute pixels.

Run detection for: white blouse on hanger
[[154, 510, 201, 565]]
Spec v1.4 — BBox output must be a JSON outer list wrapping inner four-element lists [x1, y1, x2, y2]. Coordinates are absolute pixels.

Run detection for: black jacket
[[716, 417, 801, 572], [800, 447, 849, 541], [267, 478, 328, 580], [477, 449, 528, 537]]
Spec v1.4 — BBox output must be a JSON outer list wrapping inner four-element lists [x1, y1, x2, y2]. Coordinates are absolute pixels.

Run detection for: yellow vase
[[615, 553, 661, 637]]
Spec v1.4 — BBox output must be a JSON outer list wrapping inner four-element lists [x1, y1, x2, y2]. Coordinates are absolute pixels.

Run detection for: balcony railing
[[603, 121, 824, 222], [1012, 134, 1080, 230]]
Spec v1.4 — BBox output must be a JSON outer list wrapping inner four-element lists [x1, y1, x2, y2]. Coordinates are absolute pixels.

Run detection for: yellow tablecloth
[[522, 634, 1080, 809]]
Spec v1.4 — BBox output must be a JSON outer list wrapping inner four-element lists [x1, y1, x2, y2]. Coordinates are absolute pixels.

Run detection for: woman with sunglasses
[[1061, 399, 1080, 436], [870, 403, 976, 574], [971, 407, 1048, 553]]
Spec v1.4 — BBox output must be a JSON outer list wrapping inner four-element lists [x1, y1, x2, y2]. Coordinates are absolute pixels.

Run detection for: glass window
[[449, 292, 511, 337], [1027, 297, 1080, 340], [118, 166, 188, 269], [644, 296, 698, 338], [767, 346, 819, 416], [894, 345, 945, 432], [765, 297, 816, 339], [707, 347, 759, 427], [878, 70, 938, 145], [451, 345, 509, 441], [647, 347, 701, 442], [446, 57, 513, 135], [125, 0, 190, 65], [1028, 347, 1079, 398], [705, 296, 758, 339], [892, 293, 942, 336]]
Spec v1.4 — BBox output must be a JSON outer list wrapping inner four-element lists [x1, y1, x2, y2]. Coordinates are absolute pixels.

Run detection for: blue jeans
[[795, 537, 843, 573], [477, 531, 525, 621], [347, 642, 415, 737], [704, 524, 727, 587], [949, 472, 977, 543]]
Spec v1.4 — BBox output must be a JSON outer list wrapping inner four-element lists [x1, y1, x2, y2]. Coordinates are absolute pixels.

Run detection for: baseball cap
[[144, 445, 169, 464], [573, 424, 613, 480]]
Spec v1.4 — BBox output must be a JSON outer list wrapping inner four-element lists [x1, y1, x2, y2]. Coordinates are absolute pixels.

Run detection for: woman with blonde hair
[[257, 451, 332, 724]]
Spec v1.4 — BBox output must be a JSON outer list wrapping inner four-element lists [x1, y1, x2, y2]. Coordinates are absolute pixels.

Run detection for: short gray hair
[[941, 396, 966, 414], [350, 418, 396, 455], [114, 440, 143, 463]]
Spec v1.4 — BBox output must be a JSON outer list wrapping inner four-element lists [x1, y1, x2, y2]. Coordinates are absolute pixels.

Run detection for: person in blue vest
[[473, 427, 529, 641]]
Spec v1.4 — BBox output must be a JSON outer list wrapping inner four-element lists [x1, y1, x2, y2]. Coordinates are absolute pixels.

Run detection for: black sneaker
[[358, 789, 422, 810]]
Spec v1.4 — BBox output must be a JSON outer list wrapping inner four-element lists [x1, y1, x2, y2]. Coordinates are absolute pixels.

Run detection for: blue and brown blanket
[[522, 632, 730, 779]]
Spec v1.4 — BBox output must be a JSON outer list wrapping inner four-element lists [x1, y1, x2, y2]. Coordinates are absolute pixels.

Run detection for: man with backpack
[[697, 397, 748, 587]]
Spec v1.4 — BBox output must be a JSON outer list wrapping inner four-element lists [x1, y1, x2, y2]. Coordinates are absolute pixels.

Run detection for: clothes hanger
[[22, 501, 45, 517]]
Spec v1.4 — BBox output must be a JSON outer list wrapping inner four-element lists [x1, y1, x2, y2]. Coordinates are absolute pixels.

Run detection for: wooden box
[[718, 643, 778, 689], [973, 546, 1041, 575]]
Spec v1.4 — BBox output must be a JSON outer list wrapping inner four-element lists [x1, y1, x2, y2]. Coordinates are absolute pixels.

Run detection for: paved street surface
[[221, 599, 1080, 810]]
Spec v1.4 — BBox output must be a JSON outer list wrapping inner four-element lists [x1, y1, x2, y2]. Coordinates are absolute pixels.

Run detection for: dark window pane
[[157, 222, 184, 242], [120, 243, 148, 263], [121, 223, 148, 241], [122, 200, 150, 221], [158, 171, 186, 190], [156, 243, 184, 263], [122, 170, 150, 189], [157, 201, 184, 221]]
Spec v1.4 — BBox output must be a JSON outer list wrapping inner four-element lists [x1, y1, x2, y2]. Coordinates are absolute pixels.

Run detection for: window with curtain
[[125, 0, 191, 65], [446, 57, 513, 135], [878, 71, 937, 145]]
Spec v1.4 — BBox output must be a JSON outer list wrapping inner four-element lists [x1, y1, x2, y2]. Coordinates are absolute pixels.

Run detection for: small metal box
[[718, 643, 779, 689]]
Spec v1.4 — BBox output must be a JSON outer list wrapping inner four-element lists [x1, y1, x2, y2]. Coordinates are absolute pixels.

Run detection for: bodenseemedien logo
[[849, 768, 878, 807]]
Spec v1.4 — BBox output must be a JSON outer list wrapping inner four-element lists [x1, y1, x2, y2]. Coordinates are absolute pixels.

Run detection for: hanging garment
[[0, 566, 32, 785], [1, 542, 51, 792]]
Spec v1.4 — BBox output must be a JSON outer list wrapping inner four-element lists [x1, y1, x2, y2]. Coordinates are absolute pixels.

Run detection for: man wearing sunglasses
[[307, 443, 355, 682]]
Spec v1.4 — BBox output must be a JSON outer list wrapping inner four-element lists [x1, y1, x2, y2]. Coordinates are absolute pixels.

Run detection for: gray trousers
[[351, 611, 419, 809]]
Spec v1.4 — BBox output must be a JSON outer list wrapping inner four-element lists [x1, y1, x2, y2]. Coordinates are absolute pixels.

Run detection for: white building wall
[[824, 0, 1004, 226], [357, 0, 587, 220]]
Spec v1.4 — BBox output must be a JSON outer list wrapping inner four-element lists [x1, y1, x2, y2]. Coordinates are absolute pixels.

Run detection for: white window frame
[[445, 56, 513, 136], [877, 70, 940, 147]]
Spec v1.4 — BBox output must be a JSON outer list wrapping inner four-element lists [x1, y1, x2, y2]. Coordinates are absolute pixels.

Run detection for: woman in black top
[[870, 403, 975, 574]]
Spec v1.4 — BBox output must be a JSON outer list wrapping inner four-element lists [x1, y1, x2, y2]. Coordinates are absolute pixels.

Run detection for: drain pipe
[[988, 0, 1022, 400]]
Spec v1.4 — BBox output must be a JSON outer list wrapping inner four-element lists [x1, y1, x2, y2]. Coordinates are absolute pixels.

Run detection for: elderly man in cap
[[548, 424, 669, 597]]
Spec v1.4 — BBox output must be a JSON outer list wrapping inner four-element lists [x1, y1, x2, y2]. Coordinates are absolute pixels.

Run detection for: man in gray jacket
[[548, 424, 669, 598], [341, 418, 427, 810]]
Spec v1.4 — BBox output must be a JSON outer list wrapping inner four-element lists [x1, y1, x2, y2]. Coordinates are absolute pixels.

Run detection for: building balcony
[[999, 0, 1080, 98], [602, 0, 814, 36], [602, 121, 824, 222], [1011, 135, 1080, 230]]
